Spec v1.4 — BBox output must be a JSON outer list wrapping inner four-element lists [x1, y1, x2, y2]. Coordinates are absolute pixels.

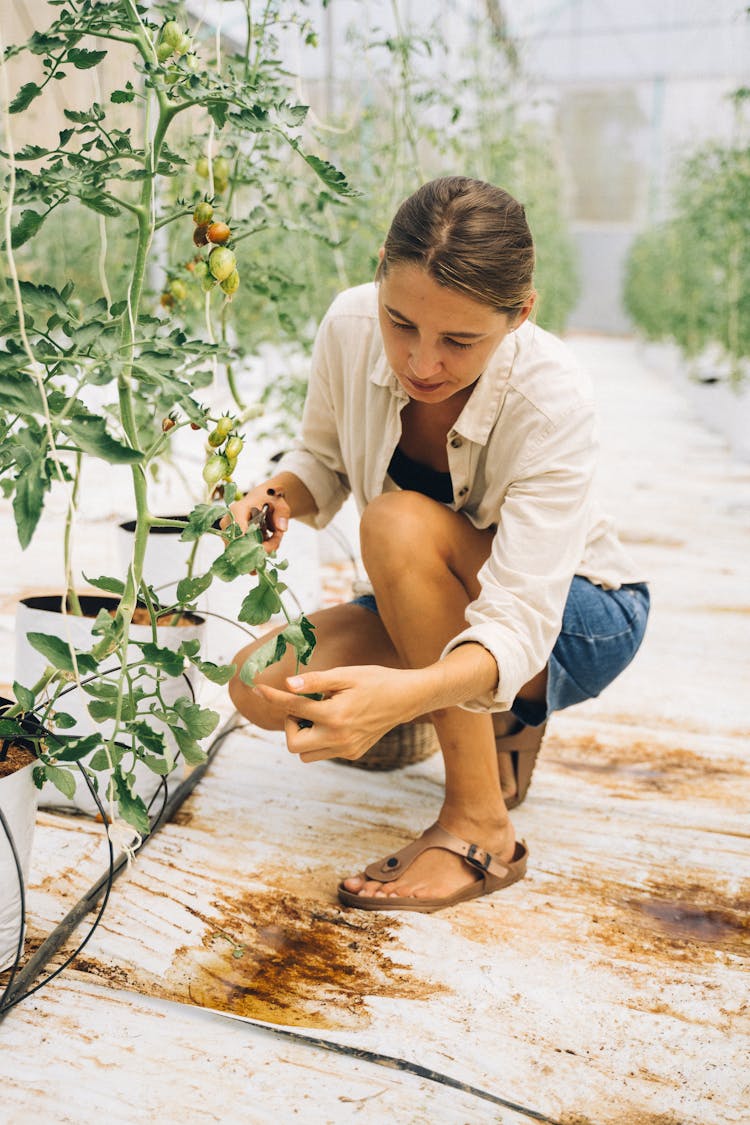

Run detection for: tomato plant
[[0, 0, 352, 834]]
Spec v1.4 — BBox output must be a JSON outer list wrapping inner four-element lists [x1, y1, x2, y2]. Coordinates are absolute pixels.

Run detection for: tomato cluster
[[203, 415, 244, 489], [191, 201, 239, 298]]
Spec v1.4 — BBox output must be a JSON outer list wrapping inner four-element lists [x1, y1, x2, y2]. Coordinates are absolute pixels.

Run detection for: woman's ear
[[513, 290, 537, 329], [374, 246, 386, 283]]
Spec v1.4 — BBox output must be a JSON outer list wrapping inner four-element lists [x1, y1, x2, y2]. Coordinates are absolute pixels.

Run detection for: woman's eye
[[445, 338, 473, 350], [390, 319, 414, 332]]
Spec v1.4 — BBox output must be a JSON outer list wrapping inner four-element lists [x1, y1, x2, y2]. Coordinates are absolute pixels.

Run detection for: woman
[[228, 176, 649, 914]]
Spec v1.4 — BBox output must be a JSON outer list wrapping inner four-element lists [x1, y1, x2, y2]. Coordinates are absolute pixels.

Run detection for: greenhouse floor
[[1, 336, 748, 1125]]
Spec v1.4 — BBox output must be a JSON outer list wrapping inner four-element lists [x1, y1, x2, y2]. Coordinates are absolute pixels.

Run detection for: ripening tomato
[[207, 221, 231, 244], [193, 202, 214, 225]]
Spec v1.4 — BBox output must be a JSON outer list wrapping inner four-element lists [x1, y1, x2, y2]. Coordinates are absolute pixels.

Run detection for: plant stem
[[64, 454, 83, 616]]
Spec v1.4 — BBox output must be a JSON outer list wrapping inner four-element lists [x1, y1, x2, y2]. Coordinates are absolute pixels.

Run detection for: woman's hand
[[224, 484, 290, 555], [253, 665, 430, 764]]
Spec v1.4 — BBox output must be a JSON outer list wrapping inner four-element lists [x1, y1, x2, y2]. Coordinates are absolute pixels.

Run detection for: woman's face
[[377, 262, 531, 405]]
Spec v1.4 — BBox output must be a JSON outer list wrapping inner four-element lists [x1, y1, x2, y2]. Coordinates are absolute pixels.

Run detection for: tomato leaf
[[9, 82, 42, 114], [175, 571, 213, 603], [26, 631, 97, 674], [63, 414, 144, 464], [11, 209, 46, 248], [44, 763, 77, 800], [112, 770, 150, 836], [67, 47, 107, 69], [238, 581, 280, 625], [82, 573, 126, 595], [238, 633, 288, 685]]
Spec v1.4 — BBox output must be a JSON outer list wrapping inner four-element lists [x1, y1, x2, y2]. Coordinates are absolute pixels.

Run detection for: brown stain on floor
[[71, 889, 441, 1030], [544, 732, 746, 801]]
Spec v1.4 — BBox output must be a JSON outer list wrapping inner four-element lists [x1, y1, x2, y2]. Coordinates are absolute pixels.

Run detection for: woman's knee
[[360, 491, 447, 569]]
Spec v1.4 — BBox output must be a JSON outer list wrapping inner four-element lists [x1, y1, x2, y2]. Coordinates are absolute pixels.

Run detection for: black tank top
[[387, 445, 454, 503]]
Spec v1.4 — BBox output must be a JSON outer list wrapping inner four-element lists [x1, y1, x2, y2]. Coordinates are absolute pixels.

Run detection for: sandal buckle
[[466, 844, 491, 871]]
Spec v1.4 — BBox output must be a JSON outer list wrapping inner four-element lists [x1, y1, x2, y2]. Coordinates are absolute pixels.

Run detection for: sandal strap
[[364, 823, 517, 884]]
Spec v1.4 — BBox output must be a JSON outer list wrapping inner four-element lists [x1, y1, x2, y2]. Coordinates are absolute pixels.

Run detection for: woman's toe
[[341, 873, 366, 892]]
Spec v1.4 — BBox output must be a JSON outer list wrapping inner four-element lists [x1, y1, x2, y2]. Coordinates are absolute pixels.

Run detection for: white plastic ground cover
[[14, 597, 205, 815], [0, 760, 37, 972]]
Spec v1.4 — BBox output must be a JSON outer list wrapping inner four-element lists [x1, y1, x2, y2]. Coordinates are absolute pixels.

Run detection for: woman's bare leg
[[340, 491, 516, 902]]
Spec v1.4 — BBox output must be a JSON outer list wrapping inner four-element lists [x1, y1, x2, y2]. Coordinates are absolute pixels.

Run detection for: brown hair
[[377, 176, 535, 318]]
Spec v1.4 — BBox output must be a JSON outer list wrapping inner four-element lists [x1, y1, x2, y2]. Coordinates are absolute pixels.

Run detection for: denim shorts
[[351, 576, 650, 725]]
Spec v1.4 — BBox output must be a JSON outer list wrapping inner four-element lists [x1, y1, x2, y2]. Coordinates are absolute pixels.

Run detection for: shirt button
[[458, 486, 468, 497], [450, 436, 462, 448]]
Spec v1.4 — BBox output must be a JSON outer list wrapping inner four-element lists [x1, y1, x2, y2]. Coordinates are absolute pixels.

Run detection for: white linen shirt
[[277, 283, 643, 712]]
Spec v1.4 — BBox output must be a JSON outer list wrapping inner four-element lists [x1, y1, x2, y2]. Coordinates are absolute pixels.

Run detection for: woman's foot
[[340, 810, 516, 903]]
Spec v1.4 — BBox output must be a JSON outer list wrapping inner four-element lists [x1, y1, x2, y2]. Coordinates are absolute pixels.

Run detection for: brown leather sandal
[[496, 720, 547, 810], [337, 823, 528, 914]]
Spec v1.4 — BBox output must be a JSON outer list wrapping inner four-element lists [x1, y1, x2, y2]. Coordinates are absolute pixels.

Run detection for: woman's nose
[[408, 343, 441, 379]]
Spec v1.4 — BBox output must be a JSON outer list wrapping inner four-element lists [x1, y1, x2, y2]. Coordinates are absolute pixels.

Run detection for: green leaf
[[89, 744, 125, 771], [238, 582, 281, 625], [82, 573, 126, 595], [44, 763, 77, 799], [177, 639, 201, 659], [9, 82, 42, 114], [81, 680, 118, 701], [11, 209, 46, 249], [13, 144, 50, 161], [12, 682, 34, 711], [88, 696, 136, 723], [207, 102, 228, 129], [113, 769, 150, 836], [302, 152, 358, 197], [130, 721, 166, 757], [0, 373, 45, 413], [189, 658, 236, 685], [179, 503, 225, 542], [171, 725, 207, 766], [175, 571, 213, 603], [52, 711, 77, 730], [13, 460, 47, 549], [238, 633, 287, 685], [172, 698, 219, 740], [63, 414, 144, 464], [137, 642, 185, 678], [282, 618, 316, 666], [211, 535, 265, 582], [26, 631, 97, 674], [68, 48, 107, 70], [54, 733, 102, 762], [111, 88, 135, 104]]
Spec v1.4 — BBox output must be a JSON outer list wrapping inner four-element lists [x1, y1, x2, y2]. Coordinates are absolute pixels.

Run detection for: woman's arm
[[253, 641, 498, 764]]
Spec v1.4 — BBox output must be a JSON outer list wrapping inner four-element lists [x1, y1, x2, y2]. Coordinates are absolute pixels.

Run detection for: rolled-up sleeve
[[275, 311, 351, 529], [442, 404, 599, 712]]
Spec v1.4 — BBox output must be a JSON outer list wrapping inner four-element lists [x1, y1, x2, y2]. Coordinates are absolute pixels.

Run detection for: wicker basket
[[336, 721, 440, 771]]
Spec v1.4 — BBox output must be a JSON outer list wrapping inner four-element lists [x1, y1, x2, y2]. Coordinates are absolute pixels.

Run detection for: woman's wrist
[[404, 643, 499, 717]]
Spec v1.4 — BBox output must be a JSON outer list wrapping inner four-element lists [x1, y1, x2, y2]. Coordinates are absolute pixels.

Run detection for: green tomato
[[175, 32, 192, 57], [193, 201, 214, 225], [201, 273, 216, 293], [224, 435, 243, 460], [208, 246, 236, 282], [156, 41, 174, 63], [193, 260, 209, 279], [220, 269, 240, 296], [169, 279, 188, 301], [203, 454, 228, 487], [207, 428, 224, 447], [196, 156, 209, 179], [215, 416, 234, 439], [160, 21, 182, 48], [213, 156, 230, 180]]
